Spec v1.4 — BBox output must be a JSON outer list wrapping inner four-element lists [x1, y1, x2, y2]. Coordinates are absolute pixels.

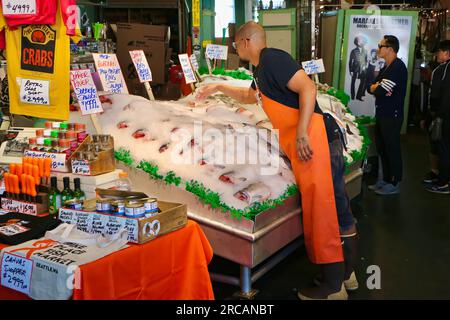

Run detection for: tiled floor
[[210, 128, 450, 300]]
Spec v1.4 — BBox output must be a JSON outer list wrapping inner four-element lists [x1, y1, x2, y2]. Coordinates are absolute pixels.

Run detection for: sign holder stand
[[144, 82, 155, 101]]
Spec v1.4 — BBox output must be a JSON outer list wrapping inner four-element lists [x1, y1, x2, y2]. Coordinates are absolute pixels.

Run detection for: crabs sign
[[21, 25, 56, 74]]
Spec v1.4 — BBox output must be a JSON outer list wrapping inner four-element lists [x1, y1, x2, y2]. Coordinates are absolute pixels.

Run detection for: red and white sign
[[129, 50, 153, 83], [70, 69, 103, 116]]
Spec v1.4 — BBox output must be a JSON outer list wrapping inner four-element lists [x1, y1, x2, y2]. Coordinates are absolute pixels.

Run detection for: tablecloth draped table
[[0, 220, 215, 300]]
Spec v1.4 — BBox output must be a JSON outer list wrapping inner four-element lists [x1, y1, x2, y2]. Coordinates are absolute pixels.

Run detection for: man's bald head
[[236, 21, 266, 44]]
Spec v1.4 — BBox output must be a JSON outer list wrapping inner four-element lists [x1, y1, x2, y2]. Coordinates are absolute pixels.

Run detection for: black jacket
[[430, 60, 450, 121], [349, 47, 368, 75]]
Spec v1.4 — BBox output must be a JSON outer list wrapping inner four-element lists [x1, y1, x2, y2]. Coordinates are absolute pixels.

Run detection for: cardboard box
[[58, 199, 187, 244], [116, 23, 171, 91]]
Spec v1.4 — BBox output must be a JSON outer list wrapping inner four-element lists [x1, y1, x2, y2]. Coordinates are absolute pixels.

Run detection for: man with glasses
[[367, 35, 408, 195], [197, 21, 358, 300]]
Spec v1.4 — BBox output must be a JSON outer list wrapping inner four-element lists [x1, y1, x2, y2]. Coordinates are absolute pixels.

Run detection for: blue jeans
[[329, 138, 356, 233]]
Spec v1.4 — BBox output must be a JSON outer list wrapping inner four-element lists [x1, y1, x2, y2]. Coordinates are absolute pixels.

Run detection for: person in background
[[349, 36, 368, 101], [424, 40, 450, 194], [196, 21, 358, 300], [367, 35, 408, 195]]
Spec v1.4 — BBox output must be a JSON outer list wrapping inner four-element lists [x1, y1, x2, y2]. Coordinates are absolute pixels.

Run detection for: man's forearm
[[216, 84, 257, 104], [297, 86, 316, 135]]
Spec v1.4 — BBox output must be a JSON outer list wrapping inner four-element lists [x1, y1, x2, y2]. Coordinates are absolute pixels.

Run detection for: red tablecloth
[[0, 220, 215, 300]]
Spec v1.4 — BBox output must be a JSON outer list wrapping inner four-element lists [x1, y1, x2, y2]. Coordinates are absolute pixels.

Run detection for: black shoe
[[425, 182, 450, 195], [423, 171, 439, 184], [298, 262, 347, 300]]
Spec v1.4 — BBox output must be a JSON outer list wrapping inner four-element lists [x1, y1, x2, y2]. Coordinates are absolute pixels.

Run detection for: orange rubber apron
[[260, 93, 344, 264]]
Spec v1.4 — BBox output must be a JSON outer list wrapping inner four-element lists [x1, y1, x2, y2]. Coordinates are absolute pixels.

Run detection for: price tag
[[205, 44, 228, 60], [1, 198, 38, 216], [93, 53, 129, 94], [189, 54, 200, 72], [129, 50, 153, 83], [71, 160, 91, 176], [2, 0, 36, 15], [20, 78, 50, 105], [1, 253, 33, 295], [23, 150, 67, 172], [178, 54, 196, 84], [70, 69, 103, 116], [301, 59, 326, 75]]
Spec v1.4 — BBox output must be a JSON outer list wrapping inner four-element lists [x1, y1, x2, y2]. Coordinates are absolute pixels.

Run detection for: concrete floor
[[210, 128, 450, 300]]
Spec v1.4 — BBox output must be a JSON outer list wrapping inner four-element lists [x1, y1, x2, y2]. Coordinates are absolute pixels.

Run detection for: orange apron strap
[[260, 93, 344, 264]]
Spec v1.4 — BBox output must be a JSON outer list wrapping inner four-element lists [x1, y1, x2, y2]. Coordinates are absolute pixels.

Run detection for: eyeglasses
[[232, 38, 249, 50], [378, 44, 390, 49]]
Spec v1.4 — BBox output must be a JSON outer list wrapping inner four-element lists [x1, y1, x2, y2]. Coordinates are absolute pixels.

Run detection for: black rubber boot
[[298, 262, 347, 300]]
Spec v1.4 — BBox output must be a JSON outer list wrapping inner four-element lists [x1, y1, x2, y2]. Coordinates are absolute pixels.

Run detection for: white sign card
[[1, 253, 33, 295], [92, 53, 129, 94], [178, 54, 196, 84], [189, 54, 200, 72], [205, 44, 228, 60], [301, 59, 326, 75], [71, 160, 91, 176], [70, 69, 104, 116], [1, 198, 38, 216], [129, 50, 153, 83], [20, 79, 50, 105], [2, 0, 36, 15], [23, 150, 67, 172]]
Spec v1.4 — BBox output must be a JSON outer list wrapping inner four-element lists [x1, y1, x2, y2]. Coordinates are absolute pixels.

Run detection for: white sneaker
[[368, 180, 388, 191]]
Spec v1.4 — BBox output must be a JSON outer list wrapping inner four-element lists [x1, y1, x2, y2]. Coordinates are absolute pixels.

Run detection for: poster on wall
[[340, 11, 418, 117]]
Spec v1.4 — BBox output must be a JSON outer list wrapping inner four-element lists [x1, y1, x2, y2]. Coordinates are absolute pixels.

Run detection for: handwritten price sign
[[301, 59, 326, 75], [20, 79, 50, 105], [1, 198, 38, 216], [129, 50, 153, 83], [71, 160, 91, 176], [70, 69, 103, 116], [205, 44, 228, 60], [2, 0, 36, 15], [189, 54, 200, 72], [1, 253, 33, 295], [178, 54, 196, 84], [93, 54, 129, 94], [23, 150, 67, 172]]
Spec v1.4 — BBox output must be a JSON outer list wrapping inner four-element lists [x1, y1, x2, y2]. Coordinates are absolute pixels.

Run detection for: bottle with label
[[116, 172, 132, 191], [73, 178, 86, 201], [61, 177, 74, 206], [48, 176, 62, 215]]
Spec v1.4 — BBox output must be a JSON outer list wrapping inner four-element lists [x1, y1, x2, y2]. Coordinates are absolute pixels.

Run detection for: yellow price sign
[[202, 40, 212, 48]]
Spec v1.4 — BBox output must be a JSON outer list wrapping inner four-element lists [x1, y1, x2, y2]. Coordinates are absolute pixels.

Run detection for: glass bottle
[[73, 178, 86, 201], [48, 176, 62, 215], [61, 177, 74, 206]]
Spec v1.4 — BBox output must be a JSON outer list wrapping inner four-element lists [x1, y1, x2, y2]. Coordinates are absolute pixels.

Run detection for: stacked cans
[[96, 198, 159, 219]]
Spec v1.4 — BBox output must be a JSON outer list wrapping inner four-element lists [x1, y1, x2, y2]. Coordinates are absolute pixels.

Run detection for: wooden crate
[[70, 136, 116, 176]]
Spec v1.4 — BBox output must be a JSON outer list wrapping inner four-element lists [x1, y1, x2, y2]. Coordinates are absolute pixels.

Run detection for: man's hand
[[379, 79, 396, 94], [195, 84, 220, 100], [296, 133, 313, 162]]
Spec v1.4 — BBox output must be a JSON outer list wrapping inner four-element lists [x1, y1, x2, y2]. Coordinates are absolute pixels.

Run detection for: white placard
[[20, 79, 50, 105], [71, 160, 91, 176], [23, 150, 67, 172], [189, 54, 200, 72], [2, 0, 36, 15], [70, 69, 103, 116], [1, 198, 38, 216], [301, 59, 326, 75], [1, 253, 33, 295], [93, 53, 129, 94], [129, 50, 153, 83], [205, 44, 228, 60], [178, 54, 196, 84]]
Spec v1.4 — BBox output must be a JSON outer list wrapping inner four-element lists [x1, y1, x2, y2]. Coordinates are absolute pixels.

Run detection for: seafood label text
[[205, 44, 228, 60], [178, 54, 196, 84], [70, 69, 103, 116], [129, 50, 153, 83], [93, 53, 129, 94]]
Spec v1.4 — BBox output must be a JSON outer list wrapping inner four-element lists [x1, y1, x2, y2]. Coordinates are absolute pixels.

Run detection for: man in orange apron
[[197, 22, 358, 300]]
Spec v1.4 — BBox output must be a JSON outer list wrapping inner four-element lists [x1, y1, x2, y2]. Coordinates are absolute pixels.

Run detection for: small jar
[[36, 137, 45, 150], [52, 122, 61, 130], [60, 122, 69, 131], [68, 123, 76, 131], [48, 140, 59, 153], [43, 129, 52, 138], [45, 121, 53, 129], [58, 131, 67, 140], [59, 139, 71, 157], [77, 132, 88, 144], [43, 138, 52, 152], [28, 137, 37, 151], [35, 129, 44, 137], [51, 130, 59, 140]]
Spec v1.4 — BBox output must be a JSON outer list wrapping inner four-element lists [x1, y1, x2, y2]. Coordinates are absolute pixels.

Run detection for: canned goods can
[[92, 135, 101, 143], [125, 203, 146, 218], [96, 199, 111, 212], [65, 199, 83, 210], [144, 198, 158, 213], [110, 200, 125, 215]]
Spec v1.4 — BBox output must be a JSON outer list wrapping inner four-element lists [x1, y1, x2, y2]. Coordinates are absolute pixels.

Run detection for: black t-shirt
[[0, 212, 61, 245], [251, 48, 340, 142], [369, 57, 408, 118]]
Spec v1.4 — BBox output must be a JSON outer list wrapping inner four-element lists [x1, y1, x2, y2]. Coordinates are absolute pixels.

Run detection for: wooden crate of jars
[[70, 135, 116, 176]]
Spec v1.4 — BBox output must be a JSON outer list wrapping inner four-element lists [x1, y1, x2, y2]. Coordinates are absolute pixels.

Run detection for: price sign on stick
[[2, 0, 36, 15], [70, 69, 103, 116], [189, 54, 200, 72], [301, 59, 326, 75], [129, 50, 155, 101], [93, 53, 129, 94], [179, 54, 197, 84], [1, 253, 33, 295], [205, 44, 228, 60]]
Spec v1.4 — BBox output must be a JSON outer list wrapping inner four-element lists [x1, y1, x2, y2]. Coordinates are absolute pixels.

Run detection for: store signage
[[70, 69, 103, 116], [2, 0, 36, 15], [302, 59, 326, 75], [21, 25, 56, 74], [1, 198, 37, 216], [92, 53, 129, 94], [189, 54, 200, 72], [192, 0, 200, 27], [129, 50, 153, 83], [205, 44, 228, 60], [20, 78, 50, 105], [23, 150, 67, 172], [1, 253, 33, 295], [58, 208, 139, 243], [71, 160, 91, 176], [178, 54, 196, 84]]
